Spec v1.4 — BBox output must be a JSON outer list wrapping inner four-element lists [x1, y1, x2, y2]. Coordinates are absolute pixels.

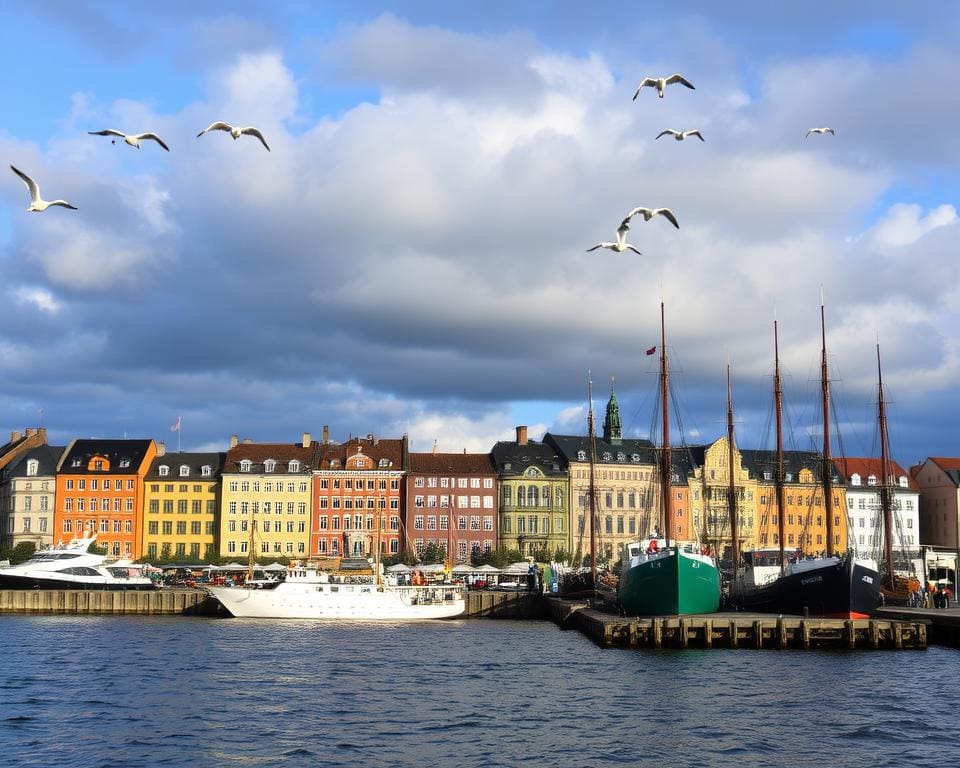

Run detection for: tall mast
[[247, 506, 255, 582], [821, 300, 835, 557], [587, 375, 598, 589], [774, 320, 787, 574], [376, 502, 383, 587], [877, 344, 895, 589], [659, 302, 672, 547], [726, 364, 739, 569]]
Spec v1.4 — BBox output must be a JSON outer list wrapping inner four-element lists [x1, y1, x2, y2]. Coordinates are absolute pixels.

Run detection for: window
[[288, 460, 300, 472], [179, 465, 189, 477], [264, 460, 276, 473], [239, 460, 252, 472], [202, 465, 212, 477]]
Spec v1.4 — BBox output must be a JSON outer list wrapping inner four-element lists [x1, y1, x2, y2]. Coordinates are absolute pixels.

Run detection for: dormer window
[[671, 473, 680, 483], [631, 454, 640, 463], [329, 459, 340, 468], [159, 465, 170, 477], [239, 459, 252, 473], [577, 450, 587, 461], [617, 453, 626, 462], [26, 459, 39, 476], [264, 460, 276, 473], [785, 472, 793, 482], [378, 458, 390, 467], [898, 476, 908, 488], [71, 458, 82, 468], [763, 471, 772, 481], [867, 475, 877, 486], [118, 458, 131, 468], [602, 452, 612, 461], [288, 460, 300, 472], [179, 465, 190, 477], [201, 465, 212, 477], [851, 473, 861, 486]]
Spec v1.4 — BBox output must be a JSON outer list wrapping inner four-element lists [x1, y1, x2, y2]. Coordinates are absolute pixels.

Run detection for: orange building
[[54, 439, 157, 558], [313, 435, 406, 558]]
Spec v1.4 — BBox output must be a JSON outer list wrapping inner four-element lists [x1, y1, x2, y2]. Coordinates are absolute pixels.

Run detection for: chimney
[[25, 428, 36, 438], [10, 430, 21, 443], [157, 441, 166, 457], [242, 438, 252, 444], [322, 425, 329, 444], [432, 439, 439, 454], [516, 425, 528, 446], [302, 432, 311, 448], [230, 434, 238, 448]]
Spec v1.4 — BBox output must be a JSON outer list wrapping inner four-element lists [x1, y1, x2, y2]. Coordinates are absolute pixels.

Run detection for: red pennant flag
[[645, 346, 657, 355]]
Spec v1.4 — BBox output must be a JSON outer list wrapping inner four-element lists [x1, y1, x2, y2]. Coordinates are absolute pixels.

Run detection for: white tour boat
[[207, 566, 466, 620], [0, 536, 157, 591]]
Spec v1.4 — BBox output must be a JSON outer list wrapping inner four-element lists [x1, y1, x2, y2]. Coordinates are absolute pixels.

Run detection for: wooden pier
[[0, 588, 215, 615], [874, 606, 960, 650], [544, 598, 927, 650]]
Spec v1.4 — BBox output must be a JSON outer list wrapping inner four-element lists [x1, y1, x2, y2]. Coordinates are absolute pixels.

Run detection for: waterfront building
[[142, 446, 225, 561], [313, 433, 406, 558], [910, 457, 960, 586], [0, 443, 65, 551], [220, 433, 319, 560], [542, 431, 657, 566], [54, 439, 157, 558], [490, 427, 569, 559], [744, 449, 848, 556], [833, 457, 922, 578], [405, 449, 497, 563]]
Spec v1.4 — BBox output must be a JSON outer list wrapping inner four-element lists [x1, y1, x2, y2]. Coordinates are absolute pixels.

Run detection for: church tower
[[603, 377, 622, 444]]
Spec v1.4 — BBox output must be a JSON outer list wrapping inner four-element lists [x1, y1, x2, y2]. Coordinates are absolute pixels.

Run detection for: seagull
[[655, 129, 704, 142], [88, 129, 170, 151], [10, 166, 77, 212], [587, 214, 642, 255], [627, 206, 680, 229], [805, 127, 835, 138], [633, 74, 695, 100], [197, 122, 270, 151]]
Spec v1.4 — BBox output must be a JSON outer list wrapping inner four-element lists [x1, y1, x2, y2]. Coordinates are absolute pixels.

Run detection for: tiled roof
[[0, 445, 65, 480], [490, 440, 566, 477], [834, 457, 919, 491], [409, 452, 495, 474], [316, 437, 405, 471], [739, 449, 840, 483], [147, 452, 226, 480], [543, 433, 656, 464], [224, 441, 320, 474], [59, 439, 154, 474]]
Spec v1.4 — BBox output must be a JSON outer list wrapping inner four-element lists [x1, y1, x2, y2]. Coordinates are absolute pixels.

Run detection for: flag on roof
[[170, 416, 181, 432]]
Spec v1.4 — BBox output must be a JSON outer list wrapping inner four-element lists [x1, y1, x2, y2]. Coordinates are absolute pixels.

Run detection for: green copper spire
[[604, 376, 622, 444]]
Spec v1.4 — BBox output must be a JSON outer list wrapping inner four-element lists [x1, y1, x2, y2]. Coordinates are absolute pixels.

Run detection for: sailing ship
[[618, 303, 721, 616], [733, 308, 880, 618], [208, 502, 465, 620]]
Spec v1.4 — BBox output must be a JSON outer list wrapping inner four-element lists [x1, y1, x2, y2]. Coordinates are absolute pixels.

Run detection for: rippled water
[[0, 615, 956, 767]]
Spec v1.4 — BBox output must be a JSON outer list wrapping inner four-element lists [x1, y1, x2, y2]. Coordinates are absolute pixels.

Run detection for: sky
[[1, 1, 959, 468]]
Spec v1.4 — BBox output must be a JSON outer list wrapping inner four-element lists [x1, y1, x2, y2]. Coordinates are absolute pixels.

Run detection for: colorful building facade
[[54, 439, 157, 558]]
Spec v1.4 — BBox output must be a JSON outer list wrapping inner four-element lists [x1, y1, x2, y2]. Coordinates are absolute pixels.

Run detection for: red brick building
[[406, 451, 498, 563], [312, 435, 406, 558]]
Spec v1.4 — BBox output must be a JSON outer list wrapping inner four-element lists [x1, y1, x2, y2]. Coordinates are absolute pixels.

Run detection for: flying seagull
[[805, 127, 835, 138], [587, 214, 643, 255], [88, 129, 170, 151], [627, 206, 680, 229], [655, 129, 704, 142], [197, 122, 270, 151], [633, 74, 695, 100], [10, 165, 77, 212]]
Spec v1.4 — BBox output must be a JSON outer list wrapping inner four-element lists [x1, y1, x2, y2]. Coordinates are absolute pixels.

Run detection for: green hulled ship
[[616, 303, 721, 617], [618, 538, 721, 616]]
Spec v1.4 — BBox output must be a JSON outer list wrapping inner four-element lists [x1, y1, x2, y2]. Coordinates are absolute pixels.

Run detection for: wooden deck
[[545, 598, 928, 650]]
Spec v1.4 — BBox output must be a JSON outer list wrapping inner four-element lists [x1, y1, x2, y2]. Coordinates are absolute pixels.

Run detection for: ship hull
[[736, 557, 880, 618], [619, 550, 721, 616], [208, 582, 465, 620], [0, 573, 157, 591]]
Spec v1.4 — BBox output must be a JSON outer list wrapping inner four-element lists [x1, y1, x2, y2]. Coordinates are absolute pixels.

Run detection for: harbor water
[[1, 615, 956, 768]]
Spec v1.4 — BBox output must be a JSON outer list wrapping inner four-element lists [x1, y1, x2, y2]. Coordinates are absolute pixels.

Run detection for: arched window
[[26, 459, 39, 476], [179, 465, 190, 477], [201, 465, 212, 477], [239, 460, 252, 473], [528, 485, 539, 507], [517, 485, 526, 507], [159, 465, 169, 477], [555, 487, 563, 507], [288, 460, 300, 472], [577, 450, 587, 461], [264, 460, 276, 473], [542, 485, 550, 508]]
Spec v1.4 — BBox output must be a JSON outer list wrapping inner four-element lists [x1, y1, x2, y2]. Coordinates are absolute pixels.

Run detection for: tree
[[473, 546, 522, 569], [203, 545, 222, 565], [160, 543, 172, 562], [9, 542, 36, 565], [86, 541, 107, 556], [419, 542, 446, 564]]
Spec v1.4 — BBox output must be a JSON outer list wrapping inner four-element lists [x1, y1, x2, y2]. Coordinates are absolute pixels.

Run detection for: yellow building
[[219, 434, 319, 560], [743, 449, 848, 555], [142, 449, 224, 561], [687, 438, 758, 561]]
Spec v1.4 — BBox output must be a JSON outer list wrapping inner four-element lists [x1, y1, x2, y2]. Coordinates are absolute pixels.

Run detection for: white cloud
[[862, 203, 957, 249], [12, 286, 61, 313]]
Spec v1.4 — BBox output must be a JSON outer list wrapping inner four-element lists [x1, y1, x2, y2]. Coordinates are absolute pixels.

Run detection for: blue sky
[[1, 1, 959, 468]]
